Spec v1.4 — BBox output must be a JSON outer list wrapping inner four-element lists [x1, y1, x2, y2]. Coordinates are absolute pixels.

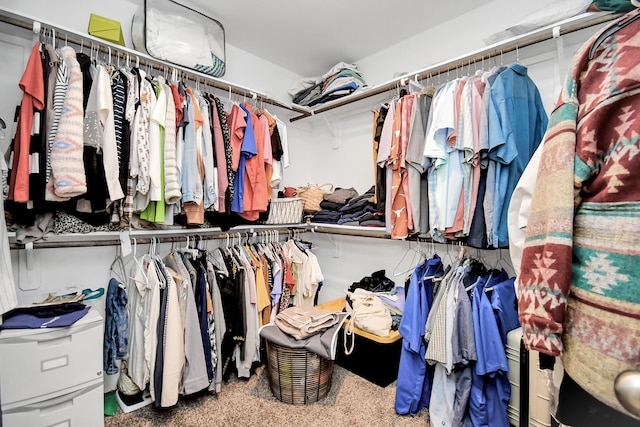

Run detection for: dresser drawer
[[2, 379, 103, 427], [0, 307, 103, 406]]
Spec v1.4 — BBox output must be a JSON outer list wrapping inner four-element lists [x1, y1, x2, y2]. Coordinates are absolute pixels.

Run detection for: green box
[[88, 13, 125, 46]]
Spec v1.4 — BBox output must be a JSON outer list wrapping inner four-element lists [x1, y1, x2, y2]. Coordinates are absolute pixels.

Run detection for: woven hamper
[[264, 198, 304, 224], [265, 340, 334, 405]]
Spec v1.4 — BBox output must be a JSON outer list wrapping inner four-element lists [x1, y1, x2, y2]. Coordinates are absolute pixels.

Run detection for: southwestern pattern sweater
[[50, 46, 87, 198], [518, 10, 640, 418]]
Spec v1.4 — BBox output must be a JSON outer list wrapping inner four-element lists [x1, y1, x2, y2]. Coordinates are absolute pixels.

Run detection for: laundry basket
[[264, 197, 304, 224], [265, 339, 334, 405]]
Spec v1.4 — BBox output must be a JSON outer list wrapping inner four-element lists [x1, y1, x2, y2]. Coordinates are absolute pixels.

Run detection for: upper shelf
[[0, 6, 311, 117], [288, 11, 618, 122]]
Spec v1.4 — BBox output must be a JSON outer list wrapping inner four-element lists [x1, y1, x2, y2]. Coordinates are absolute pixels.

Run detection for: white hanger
[[393, 241, 422, 277]]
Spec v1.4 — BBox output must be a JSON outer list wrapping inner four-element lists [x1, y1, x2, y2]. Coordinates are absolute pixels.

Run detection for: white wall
[[355, 0, 586, 87]]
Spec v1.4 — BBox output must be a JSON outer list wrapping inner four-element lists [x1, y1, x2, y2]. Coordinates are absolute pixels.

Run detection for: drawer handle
[[2, 381, 102, 414], [38, 335, 72, 348], [46, 421, 70, 427], [41, 355, 69, 372], [39, 398, 72, 416]]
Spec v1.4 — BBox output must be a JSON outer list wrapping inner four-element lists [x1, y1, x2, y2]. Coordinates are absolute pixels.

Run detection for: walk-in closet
[[1, 1, 639, 426]]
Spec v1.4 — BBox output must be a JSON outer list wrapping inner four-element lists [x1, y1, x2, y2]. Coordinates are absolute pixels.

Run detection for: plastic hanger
[[108, 245, 127, 284], [177, 235, 198, 258], [408, 74, 425, 93], [491, 248, 514, 276], [130, 238, 148, 283], [393, 241, 422, 277]]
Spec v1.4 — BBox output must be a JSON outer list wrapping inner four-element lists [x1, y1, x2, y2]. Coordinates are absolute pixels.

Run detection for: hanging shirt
[[181, 92, 203, 205], [453, 77, 477, 237], [238, 104, 268, 220], [8, 42, 44, 203], [45, 46, 66, 194], [424, 81, 458, 241], [163, 253, 209, 395], [377, 99, 396, 235], [127, 254, 161, 391], [388, 97, 410, 239], [159, 267, 184, 408], [140, 82, 167, 223], [158, 79, 180, 206], [231, 103, 256, 213], [227, 103, 246, 172], [131, 72, 156, 213], [395, 255, 442, 415], [405, 93, 432, 235], [469, 270, 511, 427], [260, 114, 274, 200], [210, 95, 230, 212], [487, 63, 548, 248], [197, 94, 217, 210], [49, 46, 87, 200], [274, 115, 290, 168], [82, 63, 125, 204], [466, 75, 487, 235]]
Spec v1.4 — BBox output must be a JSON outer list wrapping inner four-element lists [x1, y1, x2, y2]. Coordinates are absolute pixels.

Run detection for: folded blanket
[[260, 311, 348, 360], [275, 305, 341, 340]]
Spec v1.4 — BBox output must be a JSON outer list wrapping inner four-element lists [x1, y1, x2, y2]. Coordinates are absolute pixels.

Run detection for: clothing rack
[[0, 6, 311, 117], [7, 225, 308, 249], [289, 11, 618, 122]]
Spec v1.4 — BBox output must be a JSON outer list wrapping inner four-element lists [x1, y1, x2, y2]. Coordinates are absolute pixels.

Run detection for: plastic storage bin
[[132, 0, 226, 77]]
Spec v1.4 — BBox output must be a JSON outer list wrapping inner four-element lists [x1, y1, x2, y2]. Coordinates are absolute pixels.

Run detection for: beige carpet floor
[[104, 364, 431, 426]]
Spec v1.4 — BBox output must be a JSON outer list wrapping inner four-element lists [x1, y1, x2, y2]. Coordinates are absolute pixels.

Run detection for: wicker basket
[[264, 198, 304, 224], [265, 340, 334, 405]]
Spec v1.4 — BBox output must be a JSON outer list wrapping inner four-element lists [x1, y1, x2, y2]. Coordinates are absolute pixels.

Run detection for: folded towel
[[275, 305, 341, 340]]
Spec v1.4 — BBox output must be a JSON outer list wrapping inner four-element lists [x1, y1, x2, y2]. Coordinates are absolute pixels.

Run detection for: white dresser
[[0, 307, 104, 427]]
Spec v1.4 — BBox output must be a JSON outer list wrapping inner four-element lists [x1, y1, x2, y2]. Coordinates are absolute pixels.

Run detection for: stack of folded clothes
[[337, 187, 384, 227], [289, 62, 366, 107], [310, 187, 359, 224], [310, 186, 385, 227]]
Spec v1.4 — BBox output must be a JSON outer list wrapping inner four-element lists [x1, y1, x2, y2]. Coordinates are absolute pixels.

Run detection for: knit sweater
[[50, 46, 87, 198], [518, 10, 640, 419]]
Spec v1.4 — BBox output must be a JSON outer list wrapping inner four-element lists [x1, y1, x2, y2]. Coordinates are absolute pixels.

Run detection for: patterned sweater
[[518, 10, 640, 418]]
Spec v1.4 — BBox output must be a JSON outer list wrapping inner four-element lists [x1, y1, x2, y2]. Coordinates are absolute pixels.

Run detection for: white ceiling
[[183, 0, 492, 77]]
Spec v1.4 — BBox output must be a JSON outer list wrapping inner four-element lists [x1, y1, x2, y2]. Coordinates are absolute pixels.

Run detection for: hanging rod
[[8, 224, 308, 249], [309, 223, 391, 239], [289, 11, 618, 122], [0, 6, 312, 117]]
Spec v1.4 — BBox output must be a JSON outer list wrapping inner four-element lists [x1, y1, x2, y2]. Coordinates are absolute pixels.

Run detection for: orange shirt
[[238, 104, 268, 221], [9, 43, 45, 202]]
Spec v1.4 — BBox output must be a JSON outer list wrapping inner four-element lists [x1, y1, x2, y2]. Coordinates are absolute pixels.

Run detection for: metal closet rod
[[0, 7, 311, 116], [289, 11, 618, 122], [8, 226, 309, 249]]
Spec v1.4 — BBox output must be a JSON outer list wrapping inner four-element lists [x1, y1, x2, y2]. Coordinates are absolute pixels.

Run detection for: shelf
[[309, 223, 390, 239], [289, 11, 618, 122], [7, 224, 307, 249], [7, 223, 391, 249], [0, 7, 312, 117]]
